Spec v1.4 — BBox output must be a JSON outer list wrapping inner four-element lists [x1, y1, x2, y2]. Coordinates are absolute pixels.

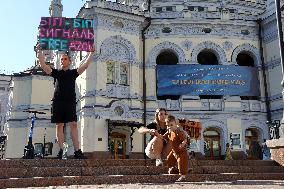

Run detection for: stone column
[[266, 0, 284, 166]]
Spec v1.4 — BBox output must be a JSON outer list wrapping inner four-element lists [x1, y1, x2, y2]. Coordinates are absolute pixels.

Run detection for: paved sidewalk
[[20, 180, 284, 189]]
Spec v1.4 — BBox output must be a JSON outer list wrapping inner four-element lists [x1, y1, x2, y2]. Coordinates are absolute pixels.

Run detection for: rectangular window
[[156, 7, 162, 12], [188, 6, 195, 11], [0, 87, 5, 91], [198, 7, 204, 11], [166, 6, 173, 11]]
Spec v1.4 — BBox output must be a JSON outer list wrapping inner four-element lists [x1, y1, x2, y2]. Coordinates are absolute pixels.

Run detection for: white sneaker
[[176, 175, 186, 182], [155, 158, 163, 166]]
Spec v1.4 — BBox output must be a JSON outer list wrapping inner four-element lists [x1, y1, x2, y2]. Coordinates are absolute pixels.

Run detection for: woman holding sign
[[36, 44, 94, 159]]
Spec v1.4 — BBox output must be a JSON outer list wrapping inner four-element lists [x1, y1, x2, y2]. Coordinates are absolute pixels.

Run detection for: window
[[236, 52, 259, 100], [197, 50, 222, 99], [0, 87, 5, 91], [166, 6, 173, 11], [120, 64, 128, 85], [106, 61, 129, 85], [188, 6, 195, 11], [107, 62, 115, 84], [162, 27, 172, 33], [198, 7, 204, 11], [241, 30, 250, 35], [156, 7, 162, 12], [156, 50, 180, 100]]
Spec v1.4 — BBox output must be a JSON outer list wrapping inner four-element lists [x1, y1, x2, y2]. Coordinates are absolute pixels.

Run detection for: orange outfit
[[164, 129, 188, 175]]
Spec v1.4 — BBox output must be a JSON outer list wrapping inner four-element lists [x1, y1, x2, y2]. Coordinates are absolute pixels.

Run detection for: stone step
[[191, 166, 284, 174], [1, 173, 284, 188], [0, 159, 155, 168], [190, 160, 278, 167], [0, 159, 277, 168], [0, 166, 167, 179], [1, 165, 283, 179]]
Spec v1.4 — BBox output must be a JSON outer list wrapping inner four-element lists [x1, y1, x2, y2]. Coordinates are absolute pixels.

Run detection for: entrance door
[[110, 132, 126, 159], [204, 137, 221, 159], [204, 129, 221, 159]]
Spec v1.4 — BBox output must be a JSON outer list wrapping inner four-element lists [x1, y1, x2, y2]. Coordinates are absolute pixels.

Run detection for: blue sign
[[157, 64, 260, 96]]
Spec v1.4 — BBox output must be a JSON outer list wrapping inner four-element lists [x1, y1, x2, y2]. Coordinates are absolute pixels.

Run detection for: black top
[[146, 122, 167, 135], [51, 68, 79, 102]]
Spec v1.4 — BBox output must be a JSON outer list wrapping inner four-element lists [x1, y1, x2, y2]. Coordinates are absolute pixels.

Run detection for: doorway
[[204, 129, 221, 159], [110, 132, 126, 159], [245, 128, 262, 160]]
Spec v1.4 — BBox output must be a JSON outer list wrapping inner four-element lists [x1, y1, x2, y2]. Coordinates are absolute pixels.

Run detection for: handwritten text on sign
[[38, 17, 95, 52]]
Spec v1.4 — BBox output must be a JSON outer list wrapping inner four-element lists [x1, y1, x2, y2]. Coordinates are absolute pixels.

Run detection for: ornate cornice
[[98, 14, 142, 35], [145, 23, 258, 40]]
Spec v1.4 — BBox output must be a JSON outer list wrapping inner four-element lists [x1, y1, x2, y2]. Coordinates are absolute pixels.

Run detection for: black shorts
[[51, 101, 77, 123]]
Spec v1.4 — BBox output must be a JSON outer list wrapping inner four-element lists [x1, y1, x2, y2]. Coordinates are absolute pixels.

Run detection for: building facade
[[4, 0, 284, 160]]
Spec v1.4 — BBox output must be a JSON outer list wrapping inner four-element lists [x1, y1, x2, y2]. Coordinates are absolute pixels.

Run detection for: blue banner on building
[[157, 64, 260, 96]]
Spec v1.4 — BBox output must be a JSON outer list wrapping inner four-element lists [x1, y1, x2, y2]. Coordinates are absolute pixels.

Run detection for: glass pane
[[120, 64, 128, 85], [117, 140, 123, 155], [107, 62, 115, 84], [204, 140, 210, 156], [213, 140, 219, 156]]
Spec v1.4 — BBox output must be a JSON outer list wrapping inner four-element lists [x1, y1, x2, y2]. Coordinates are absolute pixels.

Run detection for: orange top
[[164, 129, 187, 154]]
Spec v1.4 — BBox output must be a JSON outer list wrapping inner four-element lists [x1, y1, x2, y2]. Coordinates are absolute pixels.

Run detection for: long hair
[[154, 108, 167, 130]]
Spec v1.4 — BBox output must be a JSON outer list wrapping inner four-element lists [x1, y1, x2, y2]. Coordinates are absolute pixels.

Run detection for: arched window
[[236, 52, 258, 100], [156, 51, 178, 65], [156, 50, 179, 100], [237, 52, 254, 67], [197, 50, 222, 99], [107, 61, 128, 85], [197, 50, 218, 65]]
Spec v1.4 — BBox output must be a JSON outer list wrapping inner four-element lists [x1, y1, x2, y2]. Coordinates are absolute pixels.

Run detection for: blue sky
[[0, 0, 115, 74]]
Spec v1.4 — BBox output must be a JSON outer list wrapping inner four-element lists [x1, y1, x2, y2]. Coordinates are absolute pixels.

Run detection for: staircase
[[0, 159, 283, 188]]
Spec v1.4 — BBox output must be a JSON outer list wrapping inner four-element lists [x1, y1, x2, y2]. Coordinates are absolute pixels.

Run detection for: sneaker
[[155, 158, 163, 166], [74, 149, 87, 159], [176, 175, 186, 182], [57, 149, 63, 159]]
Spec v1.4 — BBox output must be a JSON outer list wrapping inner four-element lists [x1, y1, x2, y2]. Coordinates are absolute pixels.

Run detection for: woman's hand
[[149, 129, 157, 136]]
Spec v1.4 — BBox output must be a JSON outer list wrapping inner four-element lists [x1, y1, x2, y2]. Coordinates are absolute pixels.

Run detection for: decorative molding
[[231, 43, 261, 67], [100, 35, 137, 63], [265, 58, 281, 70], [148, 41, 186, 66], [13, 75, 53, 82], [222, 41, 233, 51], [181, 40, 193, 51], [145, 23, 258, 41], [98, 14, 141, 35], [191, 41, 227, 64], [201, 119, 228, 155], [80, 86, 141, 100], [269, 93, 283, 101]]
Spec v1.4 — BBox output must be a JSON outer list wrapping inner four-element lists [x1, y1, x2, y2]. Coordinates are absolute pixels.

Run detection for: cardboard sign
[[38, 17, 95, 52]]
